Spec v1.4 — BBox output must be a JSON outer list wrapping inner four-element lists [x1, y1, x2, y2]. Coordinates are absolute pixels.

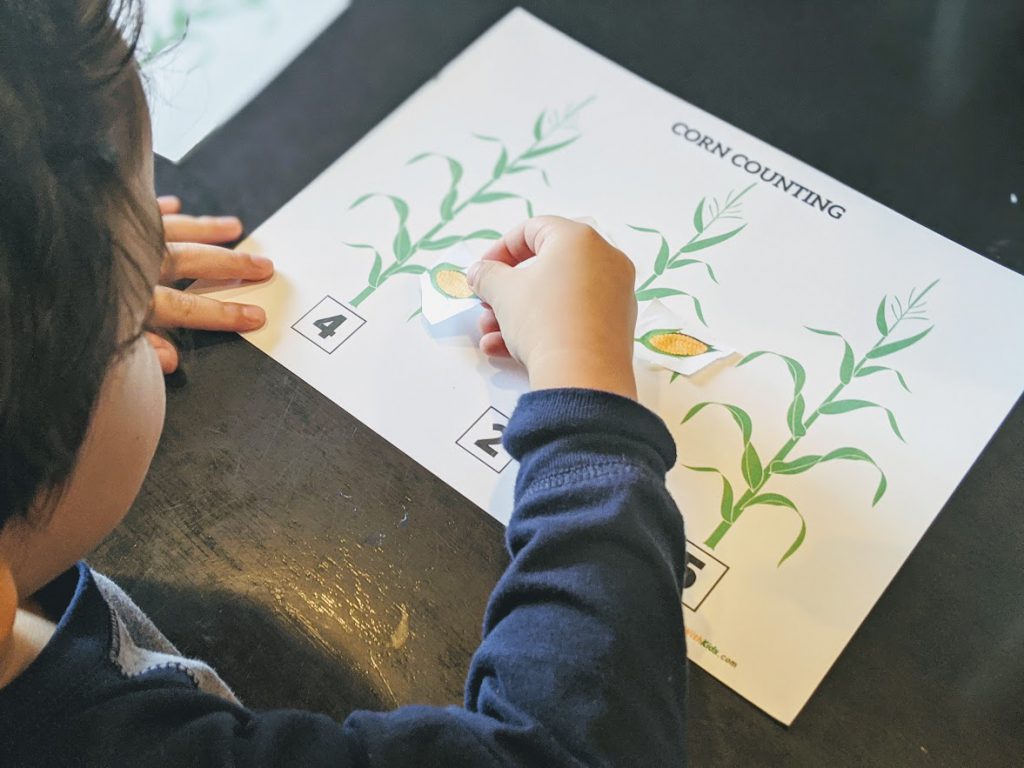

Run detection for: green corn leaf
[[819, 399, 878, 415], [368, 251, 383, 287], [446, 157, 464, 186], [738, 351, 806, 395], [532, 110, 545, 141], [806, 328, 856, 384], [407, 306, 423, 322], [654, 235, 670, 274], [351, 194, 410, 223], [866, 326, 934, 359], [820, 446, 873, 463], [669, 371, 682, 383], [719, 475, 736, 522], [746, 492, 798, 510], [737, 350, 767, 366], [472, 191, 520, 204], [683, 466, 735, 523], [472, 133, 501, 143], [873, 471, 888, 505], [840, 340, 855, 384], [682, 402, 753, 445], [506, 164, 534, 174], [440, 188, 457, 221], [778, 510, 806, 565], [349, 192, 375, 210], [770, 455, 822, 475], [787, 393, 807, 437], [463, 229, 502, 241], [741, 442, 763, 489], [493, 146, 508, 178], [725, 404, 754, 444], [392, 227, 412, 261], [821, 447, 888, 505], [691, 295, 707, 326], [521, 135, 580, 160], [806, 327, 841, 338], [693, 197, 706, 233], [419, 235, 463, 251], [393, 264, 427, 275], [818, 401, 904, 441], [526, 199, 534, 217], [634, 287, 685, 301], [875, 296, 889, 335], [343, 241, 376, 251], [886, 408, 905, 441], [679, 224, 746, 253], [541, 169, 551, 187], [856, 365, 911, 392], [774, 447, 888, 506], [627, 224, 662, 235]]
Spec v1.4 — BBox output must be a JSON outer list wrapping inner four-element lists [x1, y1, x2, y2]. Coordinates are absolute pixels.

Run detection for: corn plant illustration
[[345, 97, 595, 308], [682, 280, 938, 565], [628, 184, 754, 325]]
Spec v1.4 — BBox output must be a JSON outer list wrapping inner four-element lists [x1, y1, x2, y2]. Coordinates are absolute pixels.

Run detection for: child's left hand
[[147, 196, 275, 373]]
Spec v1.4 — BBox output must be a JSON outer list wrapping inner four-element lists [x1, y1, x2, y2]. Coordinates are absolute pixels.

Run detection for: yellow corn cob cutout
[[637, 329, 713, 357], [430, 262, 475, 299]]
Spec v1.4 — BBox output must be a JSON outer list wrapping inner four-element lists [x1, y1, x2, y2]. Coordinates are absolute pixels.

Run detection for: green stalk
[[635, 184, 754, 296], [703, 284, 933, 549], [349, 101, 592, 307]]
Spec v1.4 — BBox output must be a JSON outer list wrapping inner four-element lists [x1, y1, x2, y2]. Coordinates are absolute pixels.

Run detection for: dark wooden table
[[94, 1, 1024, 764]]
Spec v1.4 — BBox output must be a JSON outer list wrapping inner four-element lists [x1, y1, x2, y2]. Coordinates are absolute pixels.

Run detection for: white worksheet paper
[[142, 0, 350, 161], [195, 9, 1024, 724]]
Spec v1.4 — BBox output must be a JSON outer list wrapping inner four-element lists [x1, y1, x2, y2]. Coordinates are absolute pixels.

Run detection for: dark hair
[[0, 0, 162, 528]]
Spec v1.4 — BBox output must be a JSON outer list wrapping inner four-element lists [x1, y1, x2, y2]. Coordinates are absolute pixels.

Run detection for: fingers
[[478, 308, 500, 335], [478, 214, 586, 268], [151, 286, 267, 332], [163, 214, 244, 244], [146, 331, 180, 374], [160, 243, 274, 284], [157, 196, 182, 215], [466, 259, 513, 307], [479, 331, 511, 358]]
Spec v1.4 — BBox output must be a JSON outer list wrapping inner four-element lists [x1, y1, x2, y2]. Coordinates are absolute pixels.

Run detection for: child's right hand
[[468, 216, 638, 400]]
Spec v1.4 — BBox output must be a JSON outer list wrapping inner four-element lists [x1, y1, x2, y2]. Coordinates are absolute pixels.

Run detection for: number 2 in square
[[457, 408, 512, 473], [292, 296, 365, 353]]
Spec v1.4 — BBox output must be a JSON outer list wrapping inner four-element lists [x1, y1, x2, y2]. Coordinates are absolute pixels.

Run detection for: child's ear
[[0, 561, 15, 651]]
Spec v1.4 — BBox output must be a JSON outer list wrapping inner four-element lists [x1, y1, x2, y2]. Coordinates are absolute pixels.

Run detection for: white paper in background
[[634, 300, 733, 376], [420, 244, 479, 325], [142, 0, 350, 161], [193, 9, 1024, 723]]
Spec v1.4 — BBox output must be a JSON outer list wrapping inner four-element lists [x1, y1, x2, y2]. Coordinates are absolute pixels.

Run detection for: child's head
[[0, 0, 166, 598]]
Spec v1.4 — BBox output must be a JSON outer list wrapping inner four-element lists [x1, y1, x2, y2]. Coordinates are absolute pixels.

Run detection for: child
[[0, 2, 689, 765]]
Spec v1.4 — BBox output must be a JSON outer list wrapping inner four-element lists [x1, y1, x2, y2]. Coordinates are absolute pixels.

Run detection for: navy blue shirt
[[0, 389, 688, 766]]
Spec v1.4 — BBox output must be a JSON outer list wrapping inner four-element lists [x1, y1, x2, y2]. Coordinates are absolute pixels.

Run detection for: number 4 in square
[[292, 296, 365, 353]]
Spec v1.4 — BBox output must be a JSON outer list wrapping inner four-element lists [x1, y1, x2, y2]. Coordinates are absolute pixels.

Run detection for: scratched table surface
[[93, 1, 1024, 765]]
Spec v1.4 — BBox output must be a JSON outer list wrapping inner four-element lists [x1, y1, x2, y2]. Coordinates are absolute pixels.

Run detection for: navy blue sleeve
[[341, 388, 689, 766], [36, 389, 688, 767]]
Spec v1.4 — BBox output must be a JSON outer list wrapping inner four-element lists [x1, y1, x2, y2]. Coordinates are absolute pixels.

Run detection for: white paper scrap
[[634, 300, 733, 376], [143, 0, 351, 162], [420, 243, 480, 325]]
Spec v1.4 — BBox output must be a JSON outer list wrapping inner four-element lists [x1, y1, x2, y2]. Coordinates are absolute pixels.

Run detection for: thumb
[[467, 259, 513, 307]]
